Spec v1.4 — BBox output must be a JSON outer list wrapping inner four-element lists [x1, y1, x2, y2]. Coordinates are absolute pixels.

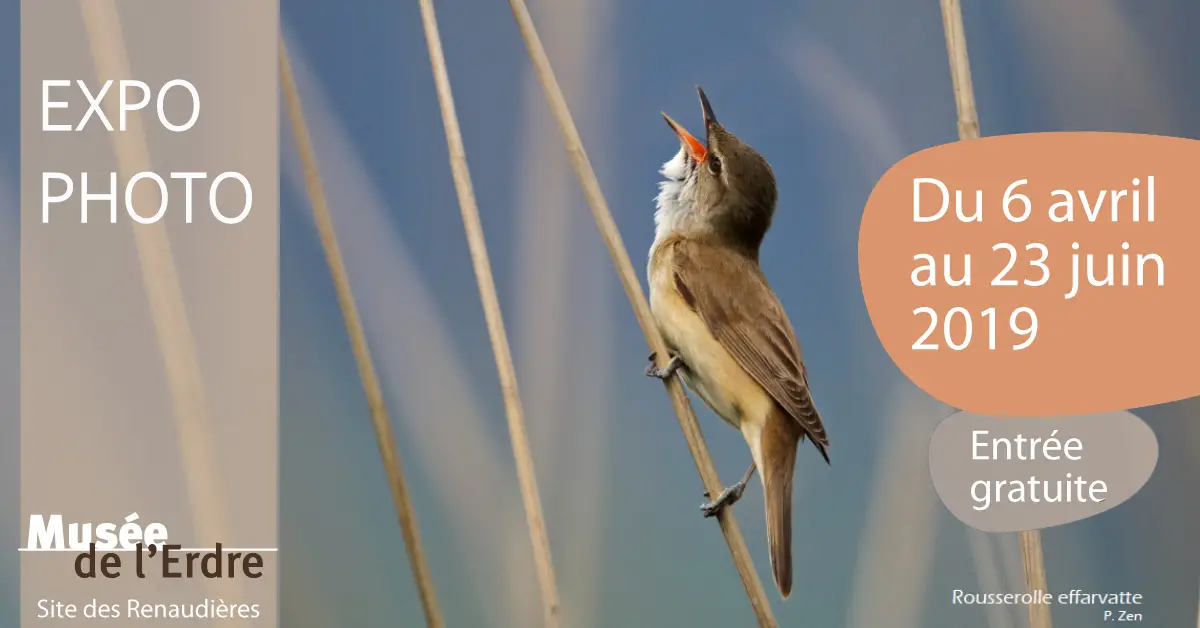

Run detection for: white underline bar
[[18, 547, 279, 552]]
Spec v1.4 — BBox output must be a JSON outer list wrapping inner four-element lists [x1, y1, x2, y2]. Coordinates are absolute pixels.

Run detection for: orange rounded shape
[[858, 132, 1200, 416]]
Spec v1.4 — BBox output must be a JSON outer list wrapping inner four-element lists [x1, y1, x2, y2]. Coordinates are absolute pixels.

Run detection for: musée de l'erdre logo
[[25, 513, 267, 580], [27, 514, 272, 618]]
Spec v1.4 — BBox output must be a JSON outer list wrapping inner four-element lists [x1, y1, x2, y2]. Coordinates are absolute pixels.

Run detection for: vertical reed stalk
[[938, 2, 1052, 627], [502, 1, 778, 625], [1019, 530, 1052, 628], [279, 38, 445, 628], [79, 0, 239, 604], [415, 0, 563, 625], [939, 0, 980, 142]]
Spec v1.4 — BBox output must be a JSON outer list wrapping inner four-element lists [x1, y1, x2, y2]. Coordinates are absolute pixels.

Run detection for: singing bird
[[645, 87, 830, 598]]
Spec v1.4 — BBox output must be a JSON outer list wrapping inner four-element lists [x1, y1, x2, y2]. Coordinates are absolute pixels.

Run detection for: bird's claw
[[700, 481, 748, 518], [645, 353, 684, 379]]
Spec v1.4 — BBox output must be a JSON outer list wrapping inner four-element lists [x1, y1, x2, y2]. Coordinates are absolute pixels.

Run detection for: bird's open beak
[[697, 86, 717, 129], [662, 112, 707, 164], [662, 87, 718, 164]]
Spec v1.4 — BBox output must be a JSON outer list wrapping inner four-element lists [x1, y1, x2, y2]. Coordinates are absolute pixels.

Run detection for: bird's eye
[[708, 156, 722, 175]]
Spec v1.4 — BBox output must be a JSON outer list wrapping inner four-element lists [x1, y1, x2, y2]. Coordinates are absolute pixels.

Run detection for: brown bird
[[645, 87, 830, 598]]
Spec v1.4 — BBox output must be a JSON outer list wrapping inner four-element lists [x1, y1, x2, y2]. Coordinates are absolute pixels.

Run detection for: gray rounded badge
[[929, 410, 1159, 532]]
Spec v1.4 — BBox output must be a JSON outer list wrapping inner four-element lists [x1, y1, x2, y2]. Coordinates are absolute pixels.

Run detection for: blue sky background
[[4, 0, 1200, 627]]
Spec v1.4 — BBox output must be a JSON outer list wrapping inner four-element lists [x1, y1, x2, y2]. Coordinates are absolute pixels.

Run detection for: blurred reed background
[[4, 0, 1200, 626], [1, 0, 17, 617]]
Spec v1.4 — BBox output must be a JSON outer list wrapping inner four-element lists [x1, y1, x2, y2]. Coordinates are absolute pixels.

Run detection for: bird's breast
[[647, 248, 774, 431]]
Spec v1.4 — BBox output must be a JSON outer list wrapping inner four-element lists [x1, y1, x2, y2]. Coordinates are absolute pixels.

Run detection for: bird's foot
[[700, 481, 748, 518], [645, 352, 684, 380]]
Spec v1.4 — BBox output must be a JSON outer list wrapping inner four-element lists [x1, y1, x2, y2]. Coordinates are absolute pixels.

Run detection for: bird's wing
[[671, 239, 830, 461]]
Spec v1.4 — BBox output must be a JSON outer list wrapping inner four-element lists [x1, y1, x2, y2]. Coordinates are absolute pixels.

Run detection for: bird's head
[[655, 87, 777, 252]]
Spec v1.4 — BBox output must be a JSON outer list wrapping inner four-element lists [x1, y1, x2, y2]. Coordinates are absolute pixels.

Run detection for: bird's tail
[[760, 407, 801, 598]]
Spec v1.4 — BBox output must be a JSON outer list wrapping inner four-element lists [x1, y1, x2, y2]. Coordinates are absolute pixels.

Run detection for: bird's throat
[[653, 148, 702, 247]]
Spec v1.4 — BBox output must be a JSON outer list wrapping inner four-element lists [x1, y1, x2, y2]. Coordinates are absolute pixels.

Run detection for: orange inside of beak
[[662, 113, 707, 163]]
